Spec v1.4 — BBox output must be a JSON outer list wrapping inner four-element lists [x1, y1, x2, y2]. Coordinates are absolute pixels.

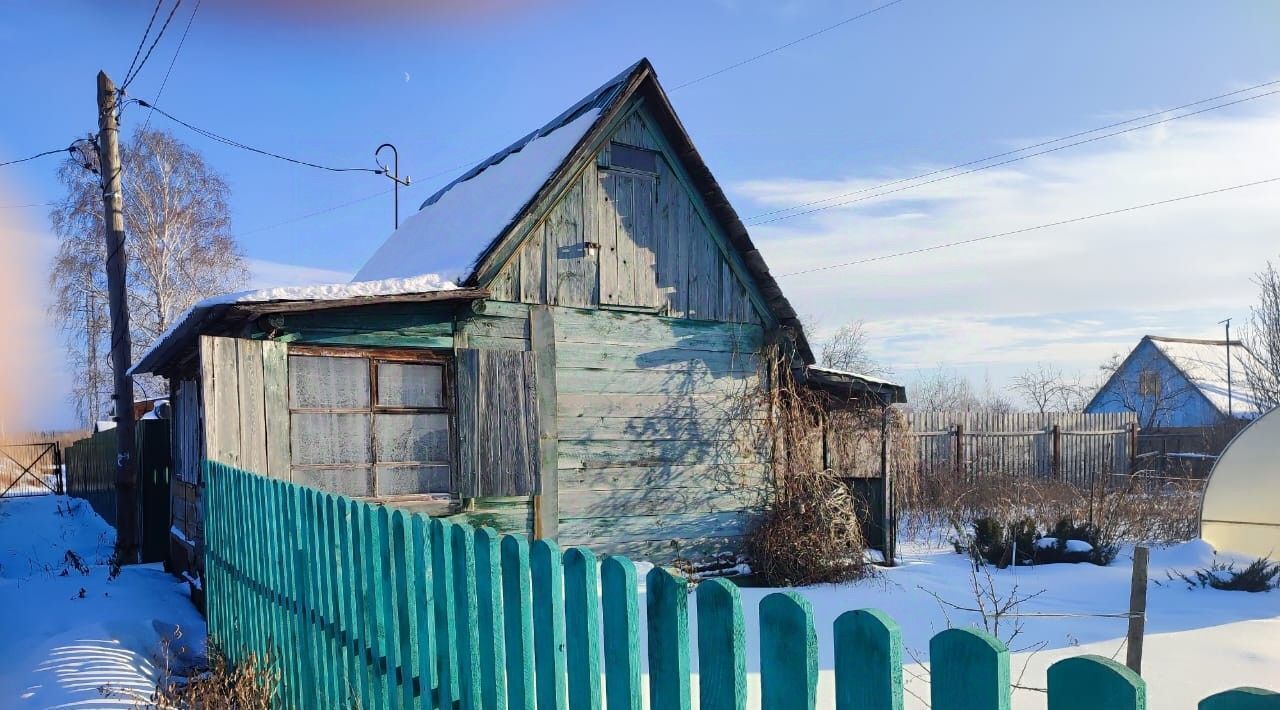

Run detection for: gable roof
[[1088, 335, 1267, 418], [353, 58, 814, 363]]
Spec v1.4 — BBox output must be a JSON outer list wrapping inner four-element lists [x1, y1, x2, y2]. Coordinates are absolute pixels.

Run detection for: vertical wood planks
[[348, 499, 377, 710], [532, 539, 568, 710], [760, 592, 818, 710], [646, 566, 691, 710], [502, 535, 537, 710], [390, 510, 418, 710], [563, 547, 601, 710], [1047, 656, 1146, 710], [833, 609, 903, 710], [453, 522, 484, 709], [475, 527, 508, 710], [236, 339, 268, 474], [432, 519, 459, 709], [1199, 688, 1280, 710], [600, 556, 642, 710], [410, 514, 439, 708], [530, 307, 560, 540], [930, 628, 1011, 710], [696, 578, 746, 710], [262, 339, 291, 479]]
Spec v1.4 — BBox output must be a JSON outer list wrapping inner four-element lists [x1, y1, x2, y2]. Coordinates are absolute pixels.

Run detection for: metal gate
[[0, 442, 64, 498]]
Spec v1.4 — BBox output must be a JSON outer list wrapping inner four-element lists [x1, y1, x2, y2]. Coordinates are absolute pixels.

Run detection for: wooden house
[[131, 59, 905, 574]]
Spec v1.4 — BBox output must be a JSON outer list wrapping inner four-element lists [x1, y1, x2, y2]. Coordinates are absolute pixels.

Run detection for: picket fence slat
[[600, 555, 643, 710], [696, 578, 747, 710], [647, 566, 691, 710], [833, 609, 903, 710], [501, 535, 537, 710], [930, 628, 1010, 710], [1046, 656, 1145, 709], [760, 592, 818, 710], [200, 463, 1277, 710], [563, 547, 602, 710], [532, 539, 569, 710], [475, 527, 508, 710]]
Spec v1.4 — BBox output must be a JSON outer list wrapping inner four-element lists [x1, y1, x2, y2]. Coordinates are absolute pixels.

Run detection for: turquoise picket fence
[[203, 462, 1275, 709]]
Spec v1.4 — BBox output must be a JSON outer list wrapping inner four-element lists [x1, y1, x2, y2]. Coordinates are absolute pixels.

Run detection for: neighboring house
[[1086, 335, 1266, 428], [130, 59, 904, 575]]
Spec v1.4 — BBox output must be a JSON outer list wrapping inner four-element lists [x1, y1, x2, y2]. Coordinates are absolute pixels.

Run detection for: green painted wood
[[321, 493, 352, 707], [557, 463, 768, 491], [833, 608, 903, 710], [337, 496, 369, 707], [563, 547, 601, 710], [452, 521, 484, 709], [501, 535, 537, 710], [556, 415, 765, 442], [431, 518, 460, 709], [760, 592, 818, 710], [276, 330, 454, 349], [261, 339, 291, 479], [558, 487, 762, 519], [390, 510, 418, 710], [646, 566, 691, 710], [550, 307, 765, 351], [558, 441, 766, 470], [347, 499, 377, 710], [1199, 688, 1280, 710], [1047, 656, 1146, 710], [258, 475, 283, 701], [305, 489, 336, 705], [600, 556, 642, 710], [530, 305, 560, 540], [475, 527, 508, 710], [365, 503, 393, 709], [410, 514, 439, 708], [557, 393, 766, 421], [557, 511, 757, 545], [695, 578, 747, 710], [929, 628, 1011, 710], [555, 367, 760, 395], [291, 483, 322, 708], [531, 539, 568, 710]]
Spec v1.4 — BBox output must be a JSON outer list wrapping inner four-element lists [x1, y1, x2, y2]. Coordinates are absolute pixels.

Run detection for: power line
[[776, 176, 1280, 277], [0, 201, 56, 209], [746, 78, 1280, 223], [748, 88, 1280, 226], [133, 98, 386, 174], [122, 0, 164, 88], [142, 0, 202, 130], [0, 145, 72, 169], [122, 0, 183, 90], [238, 189, 390, 237], [671, 0, 909, 91]]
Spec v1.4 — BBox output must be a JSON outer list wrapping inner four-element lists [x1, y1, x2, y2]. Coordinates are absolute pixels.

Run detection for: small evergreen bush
[[960, 516, 1119, 568], [1177, 557, 1280, 592]]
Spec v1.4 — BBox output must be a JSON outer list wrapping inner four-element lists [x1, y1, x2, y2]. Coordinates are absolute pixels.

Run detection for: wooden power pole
[[96, 70, 141, 563]]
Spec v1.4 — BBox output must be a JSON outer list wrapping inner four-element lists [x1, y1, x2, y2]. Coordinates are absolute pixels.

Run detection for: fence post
[[1047, 656, 1146, 709], [1199, 687, 1280, 709], [1126, 546, 1149, 675], [410, 514, 438, 708], [954, 424, 965, 478], [760, 592, 818, 710], [452, 523, 483, 709], [647, 566, 691, 710], [531, 539, 568, 710], [475, 527, 507, 710], [563, 547, 602, 710], [696, 579, 747, 710], [929, 628, 1010, 710], [833, 609, 903, 710], [501, 535, 536, 710], [1052, 425, 1062, 479], [431, 518, 459, 709]]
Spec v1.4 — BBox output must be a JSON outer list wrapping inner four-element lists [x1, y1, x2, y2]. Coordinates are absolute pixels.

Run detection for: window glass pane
[[611, 142, 658, 173], [293, 467, 373, 497], [377, 362, 444, 408], [289, 355, 370, 409], [375, 464, 451, 496], [374, 413, 450, 463], [291, 412, 371, 465]]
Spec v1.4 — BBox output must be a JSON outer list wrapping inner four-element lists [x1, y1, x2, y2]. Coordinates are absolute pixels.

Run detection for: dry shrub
[[148, 645, 277, 710]]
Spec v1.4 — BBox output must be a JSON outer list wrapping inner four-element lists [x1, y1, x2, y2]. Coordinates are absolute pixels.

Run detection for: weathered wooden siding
[[263, 302, 456, 349], [169, 377, 202, 550], [488, 108, 763, 326], [199, 336, 292, 478]]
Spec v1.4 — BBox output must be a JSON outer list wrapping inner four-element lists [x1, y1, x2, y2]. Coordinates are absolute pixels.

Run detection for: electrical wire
[[746, 78, 1280, 223], [748, 88, 1280, 226], [142, 0, 202, 130], [122, 0, 183, 90], [238, 189, 390, 236], [671, 0, 909, 91], [0, 201, 56, 209], [0, 146, 73, 169], [133, 98, 386, 175], [776, 176, 1280, 277], [122, 0, 164, 88]]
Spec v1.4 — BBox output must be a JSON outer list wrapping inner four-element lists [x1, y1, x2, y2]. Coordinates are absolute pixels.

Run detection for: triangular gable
[[353, 59, 814, 363]]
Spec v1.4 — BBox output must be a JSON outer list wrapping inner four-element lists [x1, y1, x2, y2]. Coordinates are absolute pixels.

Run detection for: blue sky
[[2, 1, 1279, 429]]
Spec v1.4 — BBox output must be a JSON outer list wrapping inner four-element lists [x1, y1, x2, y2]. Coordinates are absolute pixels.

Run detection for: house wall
[[1087, 339, 1222, 427]]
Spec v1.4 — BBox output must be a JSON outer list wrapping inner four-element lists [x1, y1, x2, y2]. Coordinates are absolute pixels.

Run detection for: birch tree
[[1241, 259, 1280, 410], [49, 128, 247, 422]]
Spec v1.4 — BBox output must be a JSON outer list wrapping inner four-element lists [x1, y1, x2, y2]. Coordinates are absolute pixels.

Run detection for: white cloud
[[738, 101, 1280, 396], [248, 259, 353, 290]]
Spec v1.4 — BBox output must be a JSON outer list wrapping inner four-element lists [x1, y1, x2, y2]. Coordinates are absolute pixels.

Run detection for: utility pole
[[375, 143, 411, 229], [96, 70, 141, 563], [1220, 318, 1233, 418]]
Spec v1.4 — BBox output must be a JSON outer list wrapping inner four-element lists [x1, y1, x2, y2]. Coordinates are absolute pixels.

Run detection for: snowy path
[[0, 496, 205, 708]]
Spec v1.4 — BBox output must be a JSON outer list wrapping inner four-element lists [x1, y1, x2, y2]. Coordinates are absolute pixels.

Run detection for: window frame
[[287, 345, 455, 496]]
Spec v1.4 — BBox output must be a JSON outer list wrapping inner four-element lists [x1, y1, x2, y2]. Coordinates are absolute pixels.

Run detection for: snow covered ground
[[1, 493, 1274, 708], [0, 495, 205, 708]]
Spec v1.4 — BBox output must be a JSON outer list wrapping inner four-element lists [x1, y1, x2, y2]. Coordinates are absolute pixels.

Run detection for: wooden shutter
[[198, 335, 290, 478], [455, 348, 541, 497]]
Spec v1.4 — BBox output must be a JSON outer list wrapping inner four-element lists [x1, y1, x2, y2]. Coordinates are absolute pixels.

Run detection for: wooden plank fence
[[908, 412, 1138, 486], [203, 462, 1275, 709]]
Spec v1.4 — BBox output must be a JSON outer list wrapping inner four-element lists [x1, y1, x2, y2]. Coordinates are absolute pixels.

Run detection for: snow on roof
[[806, 365, 902, 388], [353, 108, 604, 283], [129, 273, 461, 375], [1147, 336, 1267, 416]]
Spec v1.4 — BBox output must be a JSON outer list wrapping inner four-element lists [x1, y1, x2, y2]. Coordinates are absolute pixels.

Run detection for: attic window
[[1139, 370, 1162, 396], [609, 142, 658, 174]]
